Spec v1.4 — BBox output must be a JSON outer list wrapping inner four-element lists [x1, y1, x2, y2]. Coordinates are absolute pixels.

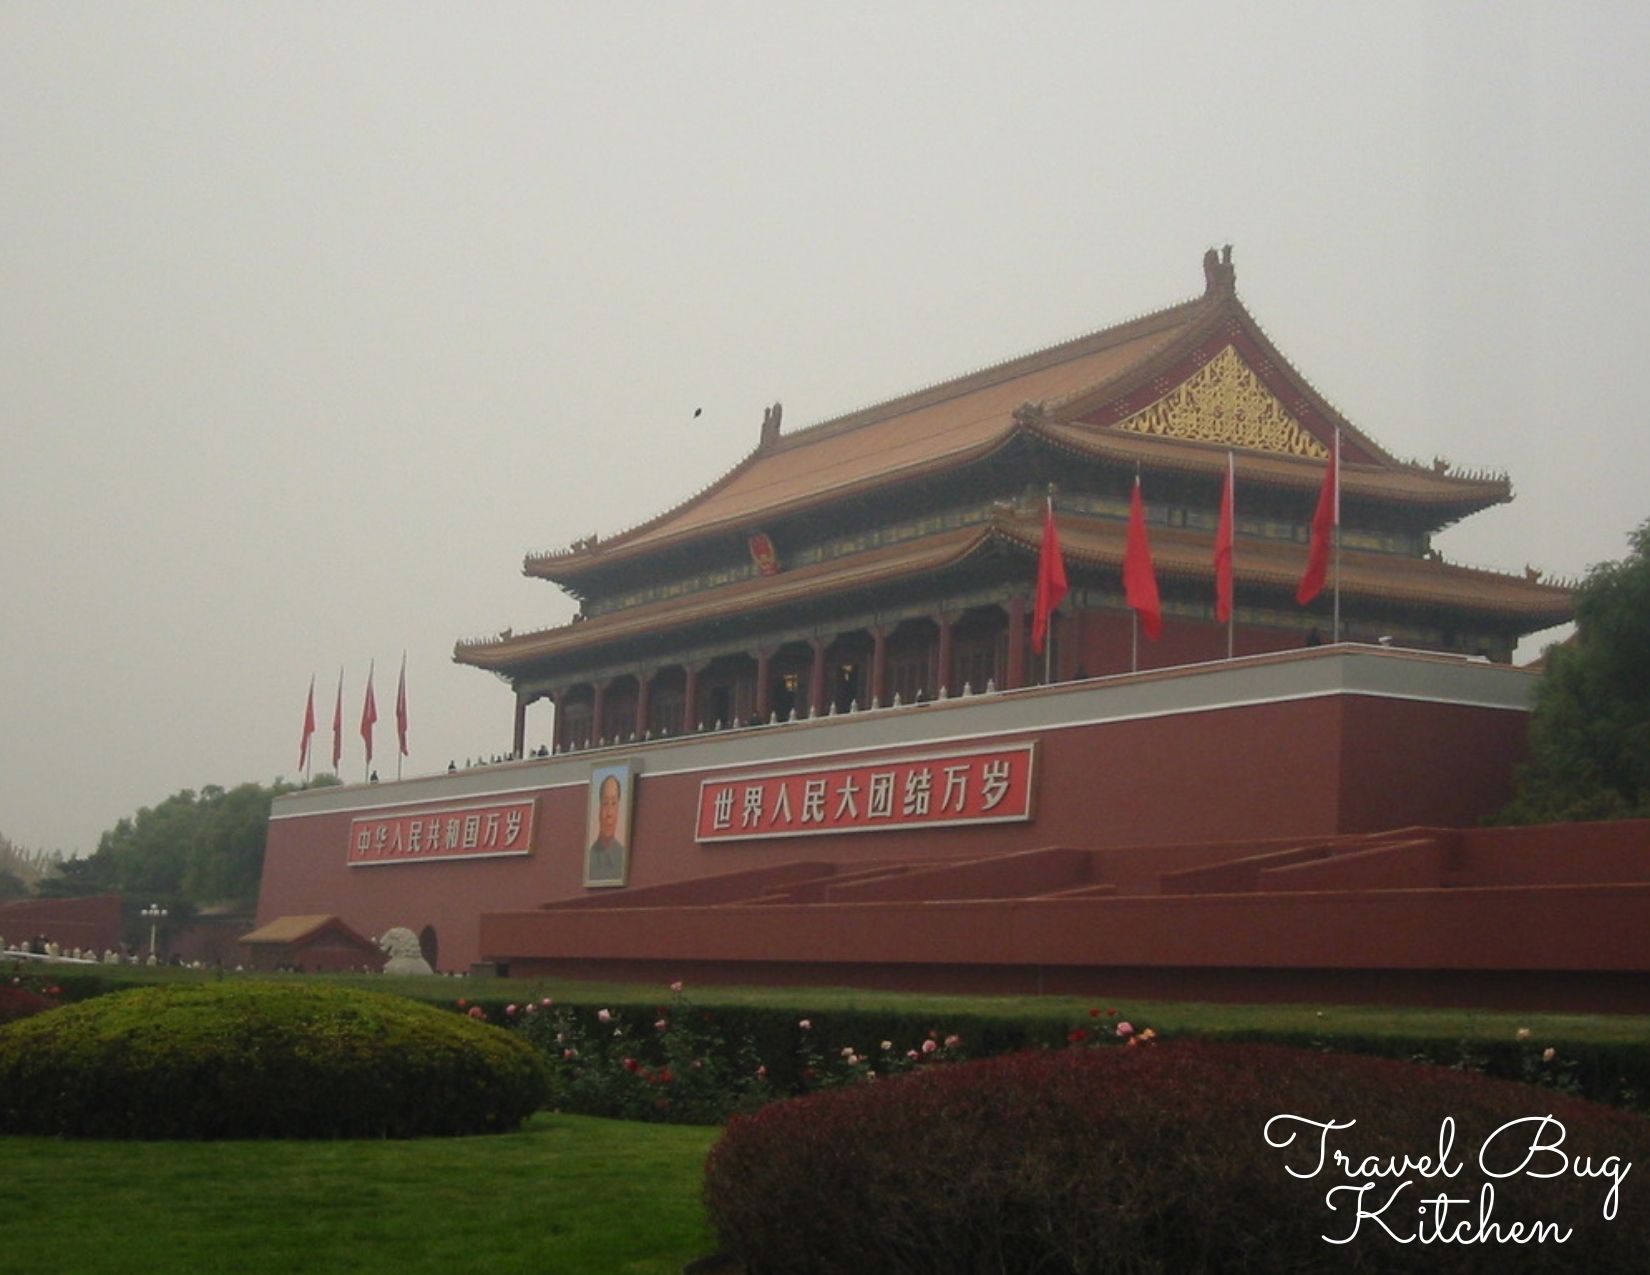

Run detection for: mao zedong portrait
[[586, 773, 628, 883]]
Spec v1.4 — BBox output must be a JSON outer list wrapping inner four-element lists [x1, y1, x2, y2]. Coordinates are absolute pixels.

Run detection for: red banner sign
[[695, 744, 1036, 843], [348, 798, 537, 866]]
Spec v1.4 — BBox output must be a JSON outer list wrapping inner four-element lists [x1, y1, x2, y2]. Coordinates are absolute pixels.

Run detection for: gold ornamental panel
[[1114, 345, 1327, 457]]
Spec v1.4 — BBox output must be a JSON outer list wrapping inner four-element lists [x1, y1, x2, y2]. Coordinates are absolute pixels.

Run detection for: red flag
[[1296, 430, 1339, 605], [298, 676, 316, 772], [1032, 498, 1068, 655], [330, 668, 343, 772], [1214, 452, 1235, 624], [1124, 476, 1162, 640], [361, 662, 378, 766], [395, 654, 409, 757]]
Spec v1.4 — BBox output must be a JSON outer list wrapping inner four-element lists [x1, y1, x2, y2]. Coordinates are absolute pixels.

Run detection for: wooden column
[[1061, 605, 1085, 681], [512, 692, 530, 759], [591, 681, 607, 743], [683, 663, 700, 733], [635, 671, 651, 739], [1005, 595, 1027, 690], [870, 627, 888, 706], [754, 648, 773, 722], [936, 613, 954, 696], [809, 638, 828, 717]]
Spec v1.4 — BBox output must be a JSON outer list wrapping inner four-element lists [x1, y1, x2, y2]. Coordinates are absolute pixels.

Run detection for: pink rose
[[597, 1008, 612, 1023], [1115, 1021, 1134, 1038], [669, 980, 684, 993], [921, 1038, 937, 1054], [798, 1018, 811, 1031]]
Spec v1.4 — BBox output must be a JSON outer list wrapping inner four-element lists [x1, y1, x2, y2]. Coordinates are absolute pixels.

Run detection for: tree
[[32, 853, 116, 898], [33, 773, 342, 907], [0, 868, 28, 901], [0, 833, 60, 894], [1501, 517, 1650, 823]]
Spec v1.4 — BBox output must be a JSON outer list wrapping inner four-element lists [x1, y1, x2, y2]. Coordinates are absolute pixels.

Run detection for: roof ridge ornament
[[1202, 244, 1236, 294], [760, 401, 783, 449], [1012, 400, 1053, 428]]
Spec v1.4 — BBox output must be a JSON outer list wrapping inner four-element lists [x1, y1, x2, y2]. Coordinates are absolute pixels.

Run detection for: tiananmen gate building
[[260, 250, 1650, 1009]]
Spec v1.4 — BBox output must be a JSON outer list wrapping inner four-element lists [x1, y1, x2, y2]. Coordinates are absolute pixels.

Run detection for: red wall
[[0, 895, 123, 954], [261, 682, 1529, 971]]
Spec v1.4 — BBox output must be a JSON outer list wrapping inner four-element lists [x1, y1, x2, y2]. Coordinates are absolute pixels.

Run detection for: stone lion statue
[[378, 926, 433, 976]]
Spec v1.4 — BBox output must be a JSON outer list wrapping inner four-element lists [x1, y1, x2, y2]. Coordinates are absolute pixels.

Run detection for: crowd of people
[[2, 935, 172, 966]]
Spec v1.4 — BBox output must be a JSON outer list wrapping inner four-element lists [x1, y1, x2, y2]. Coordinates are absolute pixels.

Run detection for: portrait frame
[[583, 759, 636, 887]]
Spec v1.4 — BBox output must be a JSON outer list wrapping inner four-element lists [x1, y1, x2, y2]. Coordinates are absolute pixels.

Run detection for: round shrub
[[0, 981, 548, 1139], [704, 1040, 1650, 1274]]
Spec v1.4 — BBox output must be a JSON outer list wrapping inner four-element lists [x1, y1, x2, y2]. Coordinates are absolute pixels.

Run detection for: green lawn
[[7, 968, 1647, 1273], [0, 1113, 719, 1275]]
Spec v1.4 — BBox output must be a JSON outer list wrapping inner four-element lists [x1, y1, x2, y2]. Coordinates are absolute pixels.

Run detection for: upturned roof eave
[[459, 516, 1573, 679], [1012, 517, 1574, 626], [522, 427, 1031, 586], [523, 427, 1510, 598], [460, 523, 1009, 675]]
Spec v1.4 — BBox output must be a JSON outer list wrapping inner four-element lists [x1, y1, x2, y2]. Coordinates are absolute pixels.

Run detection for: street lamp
[[141, 903, 168, 962]]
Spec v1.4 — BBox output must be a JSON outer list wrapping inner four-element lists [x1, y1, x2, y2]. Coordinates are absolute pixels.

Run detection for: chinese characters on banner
[[696, 744, 1036, 843], [347, 799, 537, 866]]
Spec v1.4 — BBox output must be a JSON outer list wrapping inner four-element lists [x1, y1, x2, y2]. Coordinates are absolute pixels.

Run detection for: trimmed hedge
[[704, 1040, 1650, 1274], [16, 964, 1649, 1114], [0, 981, 547, 1139]]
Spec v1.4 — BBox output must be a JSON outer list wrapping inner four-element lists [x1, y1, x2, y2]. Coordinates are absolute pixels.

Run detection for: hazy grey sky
[[4, 5, 1647, 856]]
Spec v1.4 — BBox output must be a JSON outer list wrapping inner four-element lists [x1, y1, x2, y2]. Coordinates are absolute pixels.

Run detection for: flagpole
[[364, 659, 374, 784], [332, 666, 344, 778], [1225, 452, 1235, 660], [1132, 464, 1140, 673], [397, 651, 406, 782], [301, 674, 315, 784], [1044, 489, 1055, 685], [1331, 429, 1342, 643]]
